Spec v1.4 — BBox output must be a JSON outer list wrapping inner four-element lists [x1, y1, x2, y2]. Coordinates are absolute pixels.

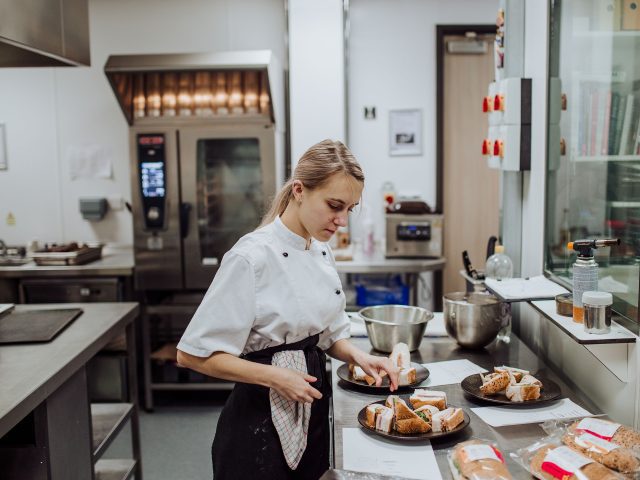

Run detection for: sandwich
[[410, 389, 447, 410], [529, 444, 620, 480], [448, 440, 512, 480], [389, 342, 411, 369], [569, 418, 640, 450], [505, 383, 541, 402], [494, 366, 529, 382], [385, 394, 400, 410], [364, 404, 394, 433], [519, 374, 542, 387], [414, 404, 440, 423], [562, 430, 640, 474], [349, 364, 376, 386], [392, 398, 431, 434], [479, 371, 510, 395], [398, 366, 417, 386], [432, 407, 464, 433]]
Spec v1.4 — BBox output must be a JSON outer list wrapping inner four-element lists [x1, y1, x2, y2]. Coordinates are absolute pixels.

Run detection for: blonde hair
[[260, 139, 364, 226]]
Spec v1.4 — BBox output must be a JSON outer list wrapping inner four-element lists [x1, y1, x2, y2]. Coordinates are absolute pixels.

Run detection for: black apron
[[212, 334, 332, 480]]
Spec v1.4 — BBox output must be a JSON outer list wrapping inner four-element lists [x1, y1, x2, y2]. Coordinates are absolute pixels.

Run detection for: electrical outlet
[[107, 195, 125, 211]]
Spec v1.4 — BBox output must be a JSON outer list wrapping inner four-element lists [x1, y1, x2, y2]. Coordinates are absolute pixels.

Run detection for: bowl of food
[[357, 305, 433, 352], [443, 292, 503, 349]]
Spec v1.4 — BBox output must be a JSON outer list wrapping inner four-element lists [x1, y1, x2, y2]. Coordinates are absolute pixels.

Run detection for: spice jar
[[582, 291, 613, 334]]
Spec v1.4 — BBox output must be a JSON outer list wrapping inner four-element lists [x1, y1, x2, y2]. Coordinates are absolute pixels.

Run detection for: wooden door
[[443, 34, 500, 294]]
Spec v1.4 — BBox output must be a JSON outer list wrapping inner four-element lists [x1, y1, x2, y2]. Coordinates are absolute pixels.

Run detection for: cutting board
[[0, 308, 83, 345]]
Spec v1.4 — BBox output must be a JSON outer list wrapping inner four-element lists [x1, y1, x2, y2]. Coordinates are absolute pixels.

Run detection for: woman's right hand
[[269, 366, 323, 404]]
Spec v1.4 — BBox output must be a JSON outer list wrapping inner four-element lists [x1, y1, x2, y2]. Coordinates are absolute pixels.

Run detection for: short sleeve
[[318, 310, 351, 350], [177, 251, 255, 357]]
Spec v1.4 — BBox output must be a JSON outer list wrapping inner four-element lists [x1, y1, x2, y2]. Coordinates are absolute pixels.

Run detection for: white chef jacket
[[177, 216, 351, 357]]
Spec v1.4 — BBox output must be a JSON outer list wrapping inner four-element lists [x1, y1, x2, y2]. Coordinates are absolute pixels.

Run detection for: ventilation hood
[[103, 50, 284, 127], [0, 0, 90, 67]]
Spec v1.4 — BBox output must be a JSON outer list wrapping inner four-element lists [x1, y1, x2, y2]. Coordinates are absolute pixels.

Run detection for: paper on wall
[[68, 144, 113, 179]]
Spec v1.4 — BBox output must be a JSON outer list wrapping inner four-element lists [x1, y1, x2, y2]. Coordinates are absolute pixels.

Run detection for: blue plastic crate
[[355, 275, 409, 306]]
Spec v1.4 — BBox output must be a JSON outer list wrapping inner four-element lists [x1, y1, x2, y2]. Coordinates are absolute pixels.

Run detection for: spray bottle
[[568, 238, 620, 323]]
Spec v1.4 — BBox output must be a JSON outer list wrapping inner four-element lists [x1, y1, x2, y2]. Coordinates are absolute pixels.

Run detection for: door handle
[[180, 202, 192, 239]]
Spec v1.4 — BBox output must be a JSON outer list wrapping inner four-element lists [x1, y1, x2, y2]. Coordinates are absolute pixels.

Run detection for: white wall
[[0, 0, 285, 246], [288, 0, 346, 165], [347, 0, 498, 243]]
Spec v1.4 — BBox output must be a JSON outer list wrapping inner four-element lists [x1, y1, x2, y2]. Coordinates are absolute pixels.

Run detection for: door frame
[[435, 24, 496, 214]]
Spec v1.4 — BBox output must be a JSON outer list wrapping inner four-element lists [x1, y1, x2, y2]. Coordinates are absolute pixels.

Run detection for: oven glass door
[[180, 125, 276, 289]]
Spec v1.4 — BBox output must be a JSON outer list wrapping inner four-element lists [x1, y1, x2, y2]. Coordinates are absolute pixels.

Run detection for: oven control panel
[[137, 134, 166, 230], [397, 222, 431, 241]]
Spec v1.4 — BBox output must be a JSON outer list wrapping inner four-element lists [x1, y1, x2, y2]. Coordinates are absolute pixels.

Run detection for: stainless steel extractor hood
[[0, 0, 90, 67], [104, 50, 284, 127]]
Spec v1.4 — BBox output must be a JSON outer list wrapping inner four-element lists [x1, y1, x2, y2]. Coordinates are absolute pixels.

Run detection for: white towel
[[269, 350, 311, 470]]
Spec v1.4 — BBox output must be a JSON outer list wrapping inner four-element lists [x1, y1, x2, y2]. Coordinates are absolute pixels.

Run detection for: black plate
[[337, 362, 429, 392], [460, 372, 562, 405], [357, 398, 470, 442]]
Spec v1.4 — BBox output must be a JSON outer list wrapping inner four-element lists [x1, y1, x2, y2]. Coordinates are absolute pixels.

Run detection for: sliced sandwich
[[389, 342, 411, 369], [385, 394, 400, 410], [398, 366, 417, 386], [392, 398, 431, 434], [349, 364, 376, 386], [505, 383, 541, 402], [479, 371, 510, 395], [519, 374, 542, 387], [432, 407, 464, 433], [364, 404, 394, 433], [410, 389, 447, 410], [494, 366, 529, 382], [414, 404, 440, 423]]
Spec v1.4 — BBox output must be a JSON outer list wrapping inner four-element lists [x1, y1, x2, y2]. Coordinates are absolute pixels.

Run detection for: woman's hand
[[269, 366, 323, 404], [354, 352, 400, 391]]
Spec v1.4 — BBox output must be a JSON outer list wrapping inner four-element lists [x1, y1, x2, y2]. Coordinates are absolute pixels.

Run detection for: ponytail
[[260, 179, 294, 227]]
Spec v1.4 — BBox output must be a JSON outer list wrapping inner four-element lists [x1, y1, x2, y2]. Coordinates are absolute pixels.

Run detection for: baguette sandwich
[[562, 430, 640, 474], [494, 366, 529, 382], [432, 407, 464, 433], [529, 444, 621, 480], [448, 439, 512, 480], [410, 389, 447, 410], [479, 371, 510, 395], [389, 342, 411, 369], [569, 418, 640, 451]]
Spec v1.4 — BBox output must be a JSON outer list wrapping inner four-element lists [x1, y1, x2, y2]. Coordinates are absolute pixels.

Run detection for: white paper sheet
[[342, 428, 442, 480], [471, 398, 592, 427], [485, 275, 569, 301], [420, 359, 487, 387], [68, 144, 113, 179]]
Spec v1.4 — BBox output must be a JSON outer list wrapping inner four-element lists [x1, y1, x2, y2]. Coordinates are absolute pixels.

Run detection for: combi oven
[[105, 51, 285, 291]]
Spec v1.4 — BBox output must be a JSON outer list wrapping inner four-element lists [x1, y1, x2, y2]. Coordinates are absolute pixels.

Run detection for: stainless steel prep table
[[0, 303, 141, 480], [331, 335, 600, 479], [335, 257, 446, 308]]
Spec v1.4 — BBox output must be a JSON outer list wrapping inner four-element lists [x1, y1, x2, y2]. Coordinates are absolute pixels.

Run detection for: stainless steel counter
[[0, 248, 134, 278], [331, 335, 600, 479], [0, 302, 139, 437], [335, 257, 445, 274]]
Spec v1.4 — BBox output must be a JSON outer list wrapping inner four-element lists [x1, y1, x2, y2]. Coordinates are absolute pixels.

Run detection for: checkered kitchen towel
[[269, 350, 311, 470]]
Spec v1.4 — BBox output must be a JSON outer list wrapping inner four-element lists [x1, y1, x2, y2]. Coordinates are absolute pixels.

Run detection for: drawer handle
[[80, 288, 91, 297]]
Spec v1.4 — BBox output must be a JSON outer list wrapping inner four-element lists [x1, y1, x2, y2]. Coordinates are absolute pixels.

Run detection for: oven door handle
[[180, 202, 192, 238]]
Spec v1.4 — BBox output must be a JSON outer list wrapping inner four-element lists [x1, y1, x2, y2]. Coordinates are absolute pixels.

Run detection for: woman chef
[[177, 139, 399, 480]]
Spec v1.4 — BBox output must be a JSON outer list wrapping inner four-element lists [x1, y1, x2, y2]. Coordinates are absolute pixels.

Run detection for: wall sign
[[389, 109, 422, 156]]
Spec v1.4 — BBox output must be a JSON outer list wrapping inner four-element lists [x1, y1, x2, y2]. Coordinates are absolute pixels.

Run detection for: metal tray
[[32, 245, 103, 266]]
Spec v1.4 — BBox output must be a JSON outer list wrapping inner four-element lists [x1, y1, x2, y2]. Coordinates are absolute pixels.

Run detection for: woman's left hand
[[354, 352, 400, 391]]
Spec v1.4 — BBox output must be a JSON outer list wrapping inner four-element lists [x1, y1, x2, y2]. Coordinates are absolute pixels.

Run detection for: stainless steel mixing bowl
[[358, 305, 434, 352], [443, 292, 503, 349]]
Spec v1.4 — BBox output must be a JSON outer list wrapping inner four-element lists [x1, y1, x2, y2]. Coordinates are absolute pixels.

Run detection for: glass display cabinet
[[546, 0, 640, 329]]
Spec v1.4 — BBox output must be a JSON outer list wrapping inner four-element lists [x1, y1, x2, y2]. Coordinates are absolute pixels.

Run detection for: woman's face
[[295, 173, 363, 242]]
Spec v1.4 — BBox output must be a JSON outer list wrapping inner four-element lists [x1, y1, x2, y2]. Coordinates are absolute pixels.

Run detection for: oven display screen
[[141, 161, 165, 198]]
